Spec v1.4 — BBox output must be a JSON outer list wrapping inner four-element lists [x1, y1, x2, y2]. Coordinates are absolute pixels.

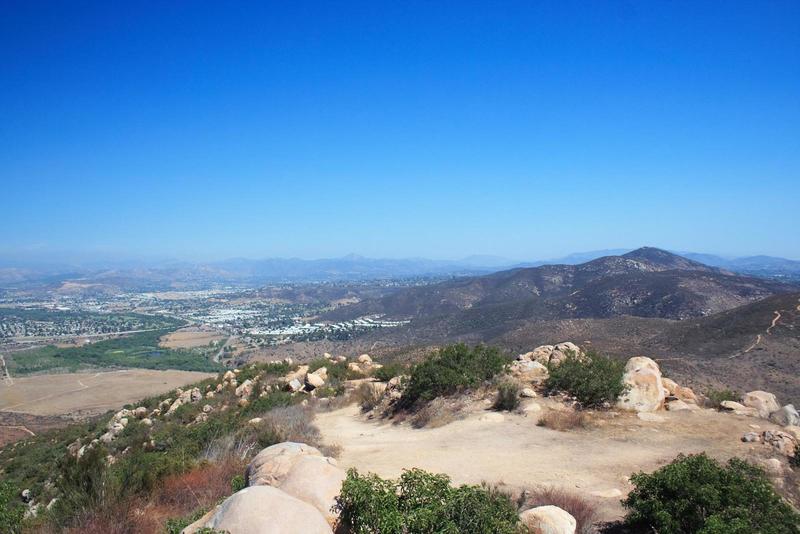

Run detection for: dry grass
[[518, 485, 600, 534], [410, 397, 466, 429], [354, 382, 384, 412], [60, 459, 245, 534], [203, 404, 331, 462], [537, 409, 587, 431], [259, 405, 321, 444]]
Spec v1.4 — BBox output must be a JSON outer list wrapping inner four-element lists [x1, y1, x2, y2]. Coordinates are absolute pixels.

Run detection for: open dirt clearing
[[316, 400, 784, 522], [0, 369, 214, 417], [160, 328, 225, 349]]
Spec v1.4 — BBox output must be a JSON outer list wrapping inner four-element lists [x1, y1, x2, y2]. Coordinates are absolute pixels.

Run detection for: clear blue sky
[[2, 1, 799, 262]]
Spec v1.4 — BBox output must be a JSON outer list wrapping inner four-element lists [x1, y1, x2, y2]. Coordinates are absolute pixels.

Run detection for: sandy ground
[[160, 329, 225, 349], [316, 399, 784, 522], [0, 369, 215, 417]]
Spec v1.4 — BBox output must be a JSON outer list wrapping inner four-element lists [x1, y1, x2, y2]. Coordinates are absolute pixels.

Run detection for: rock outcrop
[[184, 441, 348, 531], [510, 360, 549, 383], [519, 342, 584, 368], [275, 455, 346, 522], [245, 442, 324, 486], [182, 485, 332, 534], [617, 357, 665, 413]]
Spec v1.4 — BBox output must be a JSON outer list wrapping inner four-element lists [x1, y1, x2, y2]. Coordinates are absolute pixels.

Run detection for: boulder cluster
[[728, 391, 800, 457], [510, 342, 698, 414], [183, 442, 346, 533], [511, 342, 581, 384]]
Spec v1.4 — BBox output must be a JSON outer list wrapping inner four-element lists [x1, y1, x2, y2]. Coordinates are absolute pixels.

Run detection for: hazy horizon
[[3, 246, 800, 269]]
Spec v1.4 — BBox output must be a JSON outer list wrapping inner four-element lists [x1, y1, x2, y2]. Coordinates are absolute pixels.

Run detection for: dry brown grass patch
[[537, 409, 587, 431], [62, 458, 245, 534], [410, 397, 466, 429]]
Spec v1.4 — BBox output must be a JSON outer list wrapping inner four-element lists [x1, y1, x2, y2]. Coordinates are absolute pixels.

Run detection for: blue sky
[[2, 1, 799, 262]]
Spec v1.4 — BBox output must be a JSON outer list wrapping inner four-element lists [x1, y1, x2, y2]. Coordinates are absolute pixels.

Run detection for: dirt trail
[[736, 306, 786, 357], [317, 402, 782, 522]]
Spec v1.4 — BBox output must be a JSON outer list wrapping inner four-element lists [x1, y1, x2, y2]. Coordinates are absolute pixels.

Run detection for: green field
[[6, 329, 222, 375]]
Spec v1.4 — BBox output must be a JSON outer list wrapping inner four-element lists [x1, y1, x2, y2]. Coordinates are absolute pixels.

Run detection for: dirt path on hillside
[[316, 401, 783, 522], [737, 306, 787, 356]]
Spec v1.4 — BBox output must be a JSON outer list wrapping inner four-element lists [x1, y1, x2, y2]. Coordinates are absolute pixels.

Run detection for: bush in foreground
[[493, 380, 521, 411], [545, 351, 625, 407], [335, 468, 521, 534], [399, 344, 510, 409], [623, 453, 800, 534]]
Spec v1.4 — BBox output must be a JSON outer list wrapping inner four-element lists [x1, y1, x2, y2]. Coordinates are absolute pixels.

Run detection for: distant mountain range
[[1, 247, 799, 290], [324, 247, 796, 324]]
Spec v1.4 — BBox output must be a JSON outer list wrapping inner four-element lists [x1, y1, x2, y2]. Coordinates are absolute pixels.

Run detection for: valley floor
[[0, 368, 215, 417], [316, 400, 785, 523]]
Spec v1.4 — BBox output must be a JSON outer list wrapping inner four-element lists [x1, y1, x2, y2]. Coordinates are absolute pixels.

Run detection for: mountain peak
[[622, 247, 718, 272]]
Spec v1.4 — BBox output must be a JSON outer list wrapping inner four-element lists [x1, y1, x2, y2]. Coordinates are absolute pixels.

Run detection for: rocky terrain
[[2, 341, 800, 533]]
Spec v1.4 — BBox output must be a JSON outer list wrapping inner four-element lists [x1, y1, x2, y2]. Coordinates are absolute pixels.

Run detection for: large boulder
[[245, 442, 323, 486], [182, 485, 332, 534], [510, 360, 549, 383], [276, 455, 346, 522], [305, 372, 325, 390], [284, 365, 310, 384], [519, 505, 577, 534], [770, 405, 800, 427], [742, 391, 780, 419], [617, 357, 665, 413], [235, 379, 254, 399]]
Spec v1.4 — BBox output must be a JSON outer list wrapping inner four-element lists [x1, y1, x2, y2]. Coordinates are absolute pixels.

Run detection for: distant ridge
[[324, 247, 798, 325]]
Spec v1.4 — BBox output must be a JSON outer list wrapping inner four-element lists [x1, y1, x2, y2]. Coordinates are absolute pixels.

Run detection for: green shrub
[[399, 344, 510, 409], [493, 381, 520, 411], [231, 474, 245, 492], [335, 468, 521, 534], [705, 388, 740, 409], [623, 453, 800, 534], [545, 351, 625, 407], [0, 481, 24, 534], [374, 363, 406, 382]]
